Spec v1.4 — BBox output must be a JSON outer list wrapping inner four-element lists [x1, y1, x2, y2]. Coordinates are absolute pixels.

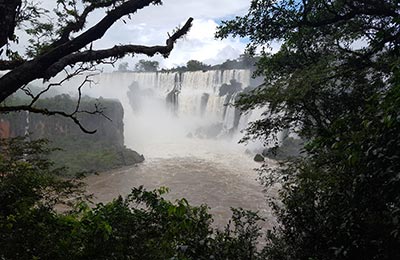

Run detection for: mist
[[25, 68, 282, 227]]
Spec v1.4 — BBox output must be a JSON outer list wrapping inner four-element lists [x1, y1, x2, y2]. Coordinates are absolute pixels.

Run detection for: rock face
[[2, 96, 123, 144], [262, 137, 304, 160], [127, 81, 154, 112], [254, 153, 265, 162], [0, 95, 144, 175], [6, 95, 123, 145], [218, 79, 242, 97]]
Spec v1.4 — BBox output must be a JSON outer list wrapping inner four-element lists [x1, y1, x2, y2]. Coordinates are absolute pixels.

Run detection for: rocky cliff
[[0, 94, 144, 175]]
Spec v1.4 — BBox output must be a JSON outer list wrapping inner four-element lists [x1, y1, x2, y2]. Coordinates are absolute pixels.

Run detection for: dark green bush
[[0, 138, 264, 260]]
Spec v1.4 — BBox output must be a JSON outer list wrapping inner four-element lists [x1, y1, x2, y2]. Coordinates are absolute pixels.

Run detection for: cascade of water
[[52, 69, 267, 151], [24, 111, 30, 141], [223, 93, 239, 132], [166, 74, 181, 115], [119, 69, 256, 143]]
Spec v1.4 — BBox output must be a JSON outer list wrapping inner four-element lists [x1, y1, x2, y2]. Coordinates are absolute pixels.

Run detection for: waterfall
[[222, 93, 240, 133], [24, 111, 30, 141], [165, 74, 181, 115], [123, 70, 252, 134], [51, 69, 269, 151]]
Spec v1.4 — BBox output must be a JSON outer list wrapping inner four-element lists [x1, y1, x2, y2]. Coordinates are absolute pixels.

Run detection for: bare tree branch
[[0, 64, 106, 134], [44, 17, 194, 79], [0, 1, 193, 135], [0, 0, 192, 103], [0, 105, 99, 134]]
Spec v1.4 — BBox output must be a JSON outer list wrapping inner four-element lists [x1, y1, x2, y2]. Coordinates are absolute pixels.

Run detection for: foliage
[[49, 137, 144, 176], [185, 60, 211, 71], [262, 137, 304, 161], [163, 59, 210, 72], [212, 54, 259, 71], [164, 54, 259, 72], [134, 59, 160, 72], [0, 138, 85, 215], [218, 0, 400, 259], [0, 138, 265, 259], [117, 62, 130, 72]]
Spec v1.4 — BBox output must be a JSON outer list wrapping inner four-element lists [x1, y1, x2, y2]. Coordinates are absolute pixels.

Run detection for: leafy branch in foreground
[[0, 138, 86, 215], [0, 138, 265, 259], [218, 0, 400, 259]]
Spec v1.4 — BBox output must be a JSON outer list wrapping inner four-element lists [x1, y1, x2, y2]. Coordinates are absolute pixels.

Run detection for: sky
[[4, 1, 252, 71], [72, 0, 251, 69]]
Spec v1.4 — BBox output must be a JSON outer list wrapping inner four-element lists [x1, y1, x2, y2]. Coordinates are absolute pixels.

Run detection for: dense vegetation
[[218, 0, 400, 259], [0, 138, 264, 259], [1, 0, 399, 259], [134, 59, 160, 72], [49, 137, 143, 176]]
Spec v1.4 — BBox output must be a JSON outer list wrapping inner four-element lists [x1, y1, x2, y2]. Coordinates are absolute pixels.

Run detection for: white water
[[68, 70, 263, 150], [49, 70, 277, 227]]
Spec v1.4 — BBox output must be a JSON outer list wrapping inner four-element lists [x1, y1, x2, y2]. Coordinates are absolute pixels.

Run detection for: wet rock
[[219, 79, 242, 96], [200, 93, 210, 116], [262, 147, 273, 157], [194, 123, 223, 139], [254, 153, 264, 162], [262, 138, 304, 160]]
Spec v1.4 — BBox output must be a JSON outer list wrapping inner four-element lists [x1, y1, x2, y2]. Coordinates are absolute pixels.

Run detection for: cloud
[[89, 0, 250, 69], [10, 0, 251, 69], [158, 19, 246, 68]]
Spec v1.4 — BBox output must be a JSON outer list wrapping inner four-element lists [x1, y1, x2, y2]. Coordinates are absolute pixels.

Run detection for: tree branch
[[0, 64, 105, 134], [54, 0, 126, 46], [0, 0, 192, 103], [0, 59, 25, 70], [44, 17, 193, 78], [42, 0, 165, 68], [0, 0, 21, 48], [0, 105, 98, 134]]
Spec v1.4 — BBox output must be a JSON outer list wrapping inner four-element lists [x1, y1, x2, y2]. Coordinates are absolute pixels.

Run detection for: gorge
[[30, 69, 279, 227]]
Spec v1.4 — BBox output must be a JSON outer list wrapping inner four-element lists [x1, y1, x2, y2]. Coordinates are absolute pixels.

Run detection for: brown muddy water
[[85, 139, 278, 229]]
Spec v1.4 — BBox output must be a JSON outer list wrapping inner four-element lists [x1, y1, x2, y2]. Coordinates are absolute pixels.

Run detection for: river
[[76, 70, 278, 228], [85, 138, 277, 229]]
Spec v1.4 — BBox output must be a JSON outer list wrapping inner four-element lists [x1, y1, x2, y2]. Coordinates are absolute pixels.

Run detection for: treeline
[[117, 54, 259, 73]]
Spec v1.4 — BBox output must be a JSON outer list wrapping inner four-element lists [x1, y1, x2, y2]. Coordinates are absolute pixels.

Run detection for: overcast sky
[[83, 0, 252, 69], [5, 1, 252, 70]]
